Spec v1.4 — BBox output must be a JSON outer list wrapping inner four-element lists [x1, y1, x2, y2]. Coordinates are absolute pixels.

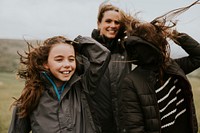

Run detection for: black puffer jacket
[[119, 33, 200, 133], [91, 29, 131, 133]]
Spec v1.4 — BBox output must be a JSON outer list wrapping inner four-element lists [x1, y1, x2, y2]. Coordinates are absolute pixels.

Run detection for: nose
[[63, 61, 70, 67], [110, 22, 117, 28]]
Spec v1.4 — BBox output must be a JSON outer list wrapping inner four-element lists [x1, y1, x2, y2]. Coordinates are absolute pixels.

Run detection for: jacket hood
[[124, 36, 163, 67]]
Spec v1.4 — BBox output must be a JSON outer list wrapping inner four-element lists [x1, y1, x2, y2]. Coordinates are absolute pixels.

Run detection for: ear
[[43, 63, 49, 69], [97, 21, 101, 29]]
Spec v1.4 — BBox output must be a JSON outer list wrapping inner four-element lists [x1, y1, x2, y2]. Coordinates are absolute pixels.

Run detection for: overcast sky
[[0, 0, 199, 57]]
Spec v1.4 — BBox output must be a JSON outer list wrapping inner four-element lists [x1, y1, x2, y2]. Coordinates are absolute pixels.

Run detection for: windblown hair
[[13, 36, 75, 118], [122, 14, 171, 63], [121, 0, 199, 83], [123, 0, 200, 62]]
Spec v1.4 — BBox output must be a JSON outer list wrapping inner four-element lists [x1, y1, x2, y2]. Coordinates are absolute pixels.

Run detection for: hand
[[170, 30, 180, 45], [169, 30, 186, 45]]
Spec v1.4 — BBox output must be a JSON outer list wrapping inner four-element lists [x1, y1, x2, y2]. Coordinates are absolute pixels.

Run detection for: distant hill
[[0, 39, 39, 72]]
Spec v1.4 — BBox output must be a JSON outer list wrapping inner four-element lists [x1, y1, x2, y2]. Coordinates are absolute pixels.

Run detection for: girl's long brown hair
[[12, 36, 75, 118]]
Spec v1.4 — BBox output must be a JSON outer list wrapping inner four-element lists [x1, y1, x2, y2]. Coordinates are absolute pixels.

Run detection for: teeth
[[63, 71, 70, 74], [108, 30, 116, 34]]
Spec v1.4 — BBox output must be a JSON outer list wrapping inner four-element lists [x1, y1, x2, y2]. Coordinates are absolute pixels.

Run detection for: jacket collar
[[40, 71, 81, 101], [91, 29, 125, 53]]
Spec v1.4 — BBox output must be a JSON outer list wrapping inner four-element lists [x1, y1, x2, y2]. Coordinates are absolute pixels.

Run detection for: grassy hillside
[[0, 39, 40, 72], [0, 72, 24, 132]]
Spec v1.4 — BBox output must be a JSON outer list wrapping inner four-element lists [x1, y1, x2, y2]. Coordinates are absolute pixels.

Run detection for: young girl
[[8, 35, 110, 133]]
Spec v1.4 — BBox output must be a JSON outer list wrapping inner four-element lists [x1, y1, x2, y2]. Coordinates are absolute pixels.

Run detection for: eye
[[69, 57, 75, 62], [114, 21, 120, 25], [105, 19, 112, 23], [55, 58, 63, 62]]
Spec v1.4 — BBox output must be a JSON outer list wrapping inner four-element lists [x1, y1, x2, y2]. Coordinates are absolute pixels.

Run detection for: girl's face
[[98, 10, 121, 39], [44, 43, 76, 86]]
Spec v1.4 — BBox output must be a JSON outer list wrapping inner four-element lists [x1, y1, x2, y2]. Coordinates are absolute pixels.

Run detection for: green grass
[[0, 72, 23, 133], [189, 76, 200, 131], [0, 72, 200, 132]]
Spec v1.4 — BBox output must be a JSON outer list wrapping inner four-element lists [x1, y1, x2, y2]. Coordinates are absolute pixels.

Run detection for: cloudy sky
[[0, 0, 199, 57]]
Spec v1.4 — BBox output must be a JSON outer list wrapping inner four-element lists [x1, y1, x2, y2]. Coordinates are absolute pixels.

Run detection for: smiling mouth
[[62, 71, 70, 74], [108, 29, 115, 32], [107, 30, 117, 34]]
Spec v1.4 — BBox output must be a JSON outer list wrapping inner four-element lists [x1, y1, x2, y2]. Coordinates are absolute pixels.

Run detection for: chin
[[65, 77, 71, 81], [60, 76, 71, 82], [107, 35, 116, 39]]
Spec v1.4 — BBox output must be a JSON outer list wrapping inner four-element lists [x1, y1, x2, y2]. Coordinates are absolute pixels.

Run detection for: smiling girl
[[8, 35, 110, 133]]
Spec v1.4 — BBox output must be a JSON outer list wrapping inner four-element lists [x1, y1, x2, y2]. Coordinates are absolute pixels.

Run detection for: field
[[0, 72, 200, 132], [0, 72, 24, 132]]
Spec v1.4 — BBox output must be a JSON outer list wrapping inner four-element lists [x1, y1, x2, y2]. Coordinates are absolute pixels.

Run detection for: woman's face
[[43, 43, 76, 86], [98, 10, 121, 39]]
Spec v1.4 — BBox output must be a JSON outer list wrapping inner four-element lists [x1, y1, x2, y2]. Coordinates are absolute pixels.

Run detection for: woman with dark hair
[[119, 1, 200, 133]]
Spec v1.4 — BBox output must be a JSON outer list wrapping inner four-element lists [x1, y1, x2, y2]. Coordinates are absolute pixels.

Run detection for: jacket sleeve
[[173, 33, 200, 74], [118, 76, 146, 133], [8, 106, 31, 133], [74, 35, 111, 93]]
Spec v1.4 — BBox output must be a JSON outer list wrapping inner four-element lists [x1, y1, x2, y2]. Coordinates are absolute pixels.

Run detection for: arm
[[8, 106, 31, 133], [74, 36, 111, 93], [118, 76, 145, 133], [172, 32, 200, 74]]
